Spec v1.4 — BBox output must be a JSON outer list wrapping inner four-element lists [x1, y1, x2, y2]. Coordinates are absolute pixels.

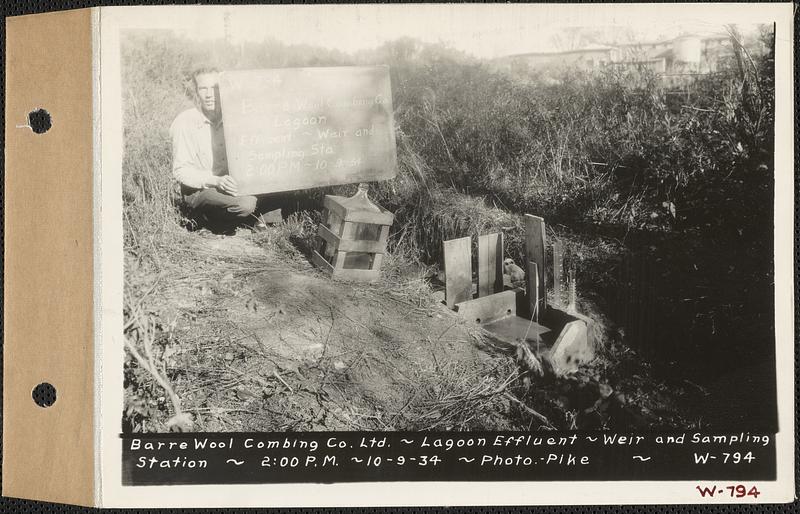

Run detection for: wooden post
[[528, 261, 539, 322], [443, 236, 473, 309], [567, 267, 576, 313], [524, 214, 546, 317], [478, 233, 503, 298], [552, 241, 563, 308]]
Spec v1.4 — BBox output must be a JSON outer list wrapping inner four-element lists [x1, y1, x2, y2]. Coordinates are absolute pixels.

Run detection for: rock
[[599, 383, 613, 399], [303, 343, 325, 360], [234, 387, 257, 400], [166, 413, 194, 432]]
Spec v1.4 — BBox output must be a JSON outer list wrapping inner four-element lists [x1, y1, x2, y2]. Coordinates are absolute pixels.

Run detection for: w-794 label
[[696, 484, 761, 499], [693, 452, 756, 464]]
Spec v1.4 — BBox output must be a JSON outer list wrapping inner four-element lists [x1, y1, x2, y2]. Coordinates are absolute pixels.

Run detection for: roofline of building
[[498, 33, 730, 60], [607, 57, 667, 65], [501, 47, 615, 59]]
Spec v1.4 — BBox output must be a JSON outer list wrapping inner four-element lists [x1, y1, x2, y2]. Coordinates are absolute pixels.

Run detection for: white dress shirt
[[169, 107, 228, 189]]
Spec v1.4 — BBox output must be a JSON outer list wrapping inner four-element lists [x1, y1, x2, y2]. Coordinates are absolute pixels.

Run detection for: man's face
[[195, 73, 219, 115]]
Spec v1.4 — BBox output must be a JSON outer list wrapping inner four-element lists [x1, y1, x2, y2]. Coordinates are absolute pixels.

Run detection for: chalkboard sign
[[218, 67, 397, 196]]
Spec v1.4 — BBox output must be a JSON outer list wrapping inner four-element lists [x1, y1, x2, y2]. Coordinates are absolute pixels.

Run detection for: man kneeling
[[170, 66, 267, 233]]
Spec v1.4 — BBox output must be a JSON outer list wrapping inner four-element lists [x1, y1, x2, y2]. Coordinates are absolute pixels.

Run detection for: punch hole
[[27, 108, 52, 134], [32, 382, 57, 408]]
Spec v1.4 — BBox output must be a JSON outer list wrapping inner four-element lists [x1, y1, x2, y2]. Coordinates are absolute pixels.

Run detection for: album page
[[97, 3, 794, 507]]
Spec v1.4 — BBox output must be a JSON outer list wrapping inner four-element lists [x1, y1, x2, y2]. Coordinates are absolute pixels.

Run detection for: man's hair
[[190, 66, 220, 88]]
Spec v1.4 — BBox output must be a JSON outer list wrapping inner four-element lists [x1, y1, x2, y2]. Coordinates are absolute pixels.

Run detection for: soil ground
[[125, 226, 521, 432]]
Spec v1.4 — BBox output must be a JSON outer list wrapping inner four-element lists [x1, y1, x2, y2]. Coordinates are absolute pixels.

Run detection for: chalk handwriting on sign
[[218, 66, 397, 196]]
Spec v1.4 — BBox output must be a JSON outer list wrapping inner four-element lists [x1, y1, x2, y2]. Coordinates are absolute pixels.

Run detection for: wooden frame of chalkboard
[[218, 66, 398, 196]]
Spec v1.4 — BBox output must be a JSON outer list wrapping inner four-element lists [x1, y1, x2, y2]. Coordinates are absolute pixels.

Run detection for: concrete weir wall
[[541, 308, 596, 374]]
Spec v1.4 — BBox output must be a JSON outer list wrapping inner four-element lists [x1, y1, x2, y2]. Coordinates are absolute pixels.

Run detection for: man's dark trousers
[[182, 187, 257, 226]]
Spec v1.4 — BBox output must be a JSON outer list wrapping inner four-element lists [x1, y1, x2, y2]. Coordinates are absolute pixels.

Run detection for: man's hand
[[215, 175, 238, 196]]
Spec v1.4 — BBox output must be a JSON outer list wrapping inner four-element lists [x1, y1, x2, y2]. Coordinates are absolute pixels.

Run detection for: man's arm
[[170, 120, 219, 190]]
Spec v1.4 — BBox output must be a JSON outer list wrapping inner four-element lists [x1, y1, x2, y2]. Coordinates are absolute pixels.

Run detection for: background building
[[494, 33, 739, 81]]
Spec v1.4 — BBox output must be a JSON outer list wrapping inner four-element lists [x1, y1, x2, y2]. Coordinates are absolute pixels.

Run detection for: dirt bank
[[125, 227, 522, 432]]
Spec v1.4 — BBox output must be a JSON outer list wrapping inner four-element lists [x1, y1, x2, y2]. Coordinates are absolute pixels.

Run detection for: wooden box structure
[[441, 214, 595, 375], [312, 185, 394, 282]]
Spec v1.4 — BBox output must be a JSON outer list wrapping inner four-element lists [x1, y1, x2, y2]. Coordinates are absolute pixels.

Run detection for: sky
[[130, 4, 767, 59]]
